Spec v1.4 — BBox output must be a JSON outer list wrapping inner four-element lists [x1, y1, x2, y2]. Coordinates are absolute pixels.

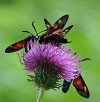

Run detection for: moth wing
[[5, 39, 26, 53], [60, 25, 73, 37], [73, 75, 90, 98], [44, 18, 52, 30], [53, 15, 69, 31], [62, 80, 72, 93]]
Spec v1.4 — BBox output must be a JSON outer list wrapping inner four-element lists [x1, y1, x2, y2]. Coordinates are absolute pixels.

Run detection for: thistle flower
[[22, 40, 81, 102]]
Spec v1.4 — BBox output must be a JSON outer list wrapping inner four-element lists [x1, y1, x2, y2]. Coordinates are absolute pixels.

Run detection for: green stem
[[37, 88, 45, 102]]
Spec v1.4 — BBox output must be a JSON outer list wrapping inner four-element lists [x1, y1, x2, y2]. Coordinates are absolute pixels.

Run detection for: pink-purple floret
[[23, 40, 81, 82]]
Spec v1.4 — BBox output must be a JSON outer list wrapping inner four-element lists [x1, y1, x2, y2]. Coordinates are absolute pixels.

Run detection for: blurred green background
[[0, 0, 100, 102]]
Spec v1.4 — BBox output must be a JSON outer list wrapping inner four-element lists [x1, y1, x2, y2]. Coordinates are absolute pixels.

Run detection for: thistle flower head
[[23, 40, 81, 90]]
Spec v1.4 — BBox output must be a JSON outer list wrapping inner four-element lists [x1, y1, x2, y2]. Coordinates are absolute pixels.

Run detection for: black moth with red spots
[[5, 34, 35, 53], [5, 15, 70, 53], [39, 15, 73, 44]]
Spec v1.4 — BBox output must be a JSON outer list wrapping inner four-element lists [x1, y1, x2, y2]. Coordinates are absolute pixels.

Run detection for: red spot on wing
[[74, 77, 84, 90], [73, 75, 87, 91], [47, 24, 50, 28], [45, 15, 69, 35], [52, 29, 62, 34], [60, 25, 73, 37], [10, 40, 26, 49], [54, 25, 58, 29], [58, 19, 62, 23], [5, 40, 26, 53], [44, 18, 52, 30], [73, 75, 90, 98]]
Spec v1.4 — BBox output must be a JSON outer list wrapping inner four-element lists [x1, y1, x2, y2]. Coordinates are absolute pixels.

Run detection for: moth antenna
[[37, 29, 47, 34], [80, 58, 91, 62], [32, 21, 38, 37], [22, 31, 33, 36]]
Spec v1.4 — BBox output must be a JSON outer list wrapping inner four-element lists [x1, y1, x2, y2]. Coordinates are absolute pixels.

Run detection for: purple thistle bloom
[[23, 40, 81, 83]]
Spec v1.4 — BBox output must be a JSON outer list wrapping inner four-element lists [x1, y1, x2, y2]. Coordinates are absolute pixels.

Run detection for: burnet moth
[[62, 75, 90, 98], [62, 58, 90, 98], [73, 74, 90, 98], [42, 15, 90, 98], [39, 15, 73, 44], [5, 22, 46, 53]]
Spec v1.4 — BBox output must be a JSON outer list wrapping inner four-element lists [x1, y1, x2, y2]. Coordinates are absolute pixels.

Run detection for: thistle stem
[[37, 88, 45, 102]]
